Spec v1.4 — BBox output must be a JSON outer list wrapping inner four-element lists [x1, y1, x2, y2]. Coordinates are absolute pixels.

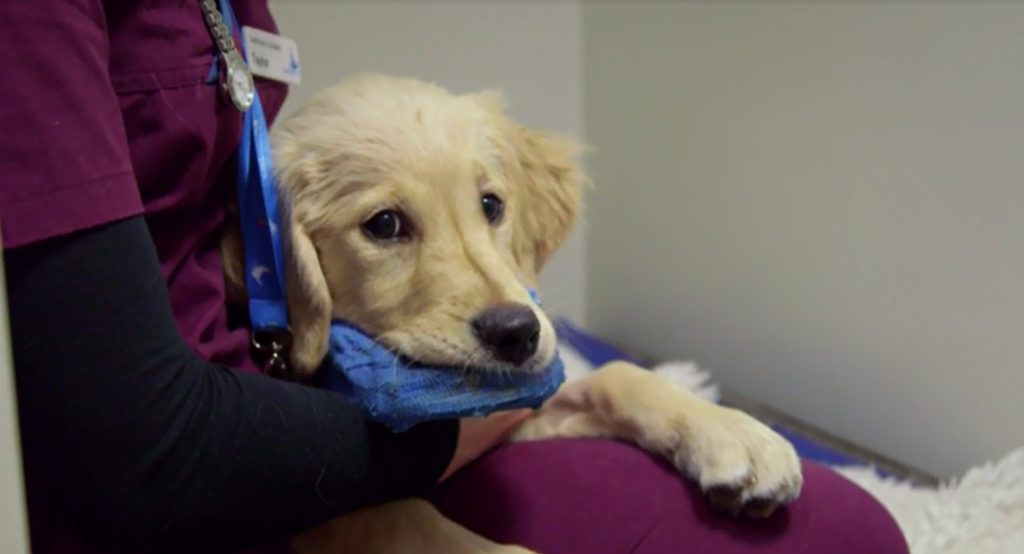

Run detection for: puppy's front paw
[[679, 406, 803, 518]]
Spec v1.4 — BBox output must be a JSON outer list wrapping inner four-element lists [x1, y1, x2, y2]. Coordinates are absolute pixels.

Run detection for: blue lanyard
[[220, 0, 289, 333]]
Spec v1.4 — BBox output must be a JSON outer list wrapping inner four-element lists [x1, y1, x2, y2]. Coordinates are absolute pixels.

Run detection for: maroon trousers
[[432, 439, 909, 554]]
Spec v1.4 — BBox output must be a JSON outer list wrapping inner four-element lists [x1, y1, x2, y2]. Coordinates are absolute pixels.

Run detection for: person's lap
[[429, 438, 909, 554]]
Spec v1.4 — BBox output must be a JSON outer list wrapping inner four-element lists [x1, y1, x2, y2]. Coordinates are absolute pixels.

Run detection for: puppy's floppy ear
[[271, 115, 337, 377], [511, 129, 587, 275], [484, 96, 587, 277], [282, 212, 333, 377]]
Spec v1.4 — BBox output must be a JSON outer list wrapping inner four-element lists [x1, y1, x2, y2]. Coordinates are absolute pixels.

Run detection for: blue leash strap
[[237, 90, 288, 331], [221, 0, 289, 334]]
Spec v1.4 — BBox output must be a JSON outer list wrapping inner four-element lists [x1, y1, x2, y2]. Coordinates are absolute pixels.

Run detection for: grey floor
[[723, 388, 939, 487]]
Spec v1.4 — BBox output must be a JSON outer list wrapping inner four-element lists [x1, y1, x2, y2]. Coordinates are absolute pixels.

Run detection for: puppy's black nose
[[471, 303, 541, 366]]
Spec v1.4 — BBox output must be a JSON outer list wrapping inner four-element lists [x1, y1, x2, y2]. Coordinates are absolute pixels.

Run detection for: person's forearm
[[4, 216, 457, 552]]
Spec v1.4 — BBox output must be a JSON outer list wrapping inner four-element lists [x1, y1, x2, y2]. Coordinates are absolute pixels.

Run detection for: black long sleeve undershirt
[[4, 215, 458, 552]]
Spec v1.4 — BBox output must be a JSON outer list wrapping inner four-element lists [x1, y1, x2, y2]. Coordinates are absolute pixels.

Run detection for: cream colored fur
[[223, 73, 803, 553]]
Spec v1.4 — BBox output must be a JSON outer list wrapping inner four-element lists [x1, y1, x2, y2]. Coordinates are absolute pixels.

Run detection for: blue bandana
[[323, 293, 566, 432], [222, 0, 565, 432]]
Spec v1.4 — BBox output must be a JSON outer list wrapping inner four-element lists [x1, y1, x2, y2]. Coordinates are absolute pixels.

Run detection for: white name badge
[[241, 26, 301, 85]]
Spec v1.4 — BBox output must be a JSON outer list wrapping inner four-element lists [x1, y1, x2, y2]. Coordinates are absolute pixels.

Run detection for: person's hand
[[438, 409, 533, 482]]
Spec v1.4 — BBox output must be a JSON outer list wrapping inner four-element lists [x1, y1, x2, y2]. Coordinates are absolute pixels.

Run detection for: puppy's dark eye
[[481, 194, 504, 224], [362, 210, 409, 240]]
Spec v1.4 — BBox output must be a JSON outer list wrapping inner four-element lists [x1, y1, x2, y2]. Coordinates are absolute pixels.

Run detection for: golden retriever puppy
[[223, 73, 803, 554]]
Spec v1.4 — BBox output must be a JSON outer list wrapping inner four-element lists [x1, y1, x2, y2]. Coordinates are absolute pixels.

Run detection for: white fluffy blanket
[[835, 451, 1024, 554], [558, 343, 1024, 554]]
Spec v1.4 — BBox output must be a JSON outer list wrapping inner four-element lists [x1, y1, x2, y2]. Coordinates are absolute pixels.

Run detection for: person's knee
[[787, 460, 910, 553], [430, 439, 909, 554]]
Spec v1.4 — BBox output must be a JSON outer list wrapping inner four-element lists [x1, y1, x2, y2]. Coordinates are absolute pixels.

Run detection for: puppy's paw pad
[[705, 483, 749, 515], [739, 496, 780, 519]]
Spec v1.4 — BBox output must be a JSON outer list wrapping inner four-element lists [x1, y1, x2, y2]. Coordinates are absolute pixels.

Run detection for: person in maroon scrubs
[[0, 2, 908, 553]]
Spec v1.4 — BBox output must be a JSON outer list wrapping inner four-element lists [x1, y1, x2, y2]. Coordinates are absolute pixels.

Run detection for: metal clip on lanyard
[[199, 0, 292, 377]]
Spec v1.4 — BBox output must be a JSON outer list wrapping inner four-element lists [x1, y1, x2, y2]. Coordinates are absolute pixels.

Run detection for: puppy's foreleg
[[511, 361, 803, 517]]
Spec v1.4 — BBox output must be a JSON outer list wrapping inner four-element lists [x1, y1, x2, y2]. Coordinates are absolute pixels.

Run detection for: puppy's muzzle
[[471, 303, 540, 366]]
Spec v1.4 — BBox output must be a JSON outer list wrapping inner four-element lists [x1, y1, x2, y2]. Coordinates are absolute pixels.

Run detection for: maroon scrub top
[[0, 1, 287, 552]]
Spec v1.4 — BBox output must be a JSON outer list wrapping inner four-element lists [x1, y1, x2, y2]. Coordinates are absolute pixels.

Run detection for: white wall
[[583, 1, 1024, 477], [269, 0, 588, 324], [0, 237, 29, 553]]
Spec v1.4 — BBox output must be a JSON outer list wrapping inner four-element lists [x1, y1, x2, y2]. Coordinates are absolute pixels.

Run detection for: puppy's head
[[271, 74, 585, 376]]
